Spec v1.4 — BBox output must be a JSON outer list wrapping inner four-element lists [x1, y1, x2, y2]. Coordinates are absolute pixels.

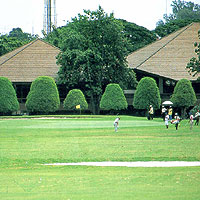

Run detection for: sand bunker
[[44, 161, 200, 167]]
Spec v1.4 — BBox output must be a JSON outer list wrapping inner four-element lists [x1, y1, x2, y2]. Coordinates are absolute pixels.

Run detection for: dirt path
[[44, 161, 200, 167]]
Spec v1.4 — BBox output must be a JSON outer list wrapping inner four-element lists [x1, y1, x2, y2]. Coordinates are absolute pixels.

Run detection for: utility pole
[[43, 0, 57, 34]]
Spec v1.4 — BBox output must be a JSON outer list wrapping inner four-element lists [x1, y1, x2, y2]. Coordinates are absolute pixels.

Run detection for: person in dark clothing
[[194, 110, 199, 126], [171, 113, 180, 130]]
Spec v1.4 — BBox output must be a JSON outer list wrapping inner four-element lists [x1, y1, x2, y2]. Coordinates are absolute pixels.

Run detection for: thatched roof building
[[127, 22, 200, 100], [0, 39, 60, 83], [127, 22, 200, 81]]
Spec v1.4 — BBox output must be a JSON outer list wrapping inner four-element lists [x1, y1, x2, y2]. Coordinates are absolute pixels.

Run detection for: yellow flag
[[76, 105, 81, 109]]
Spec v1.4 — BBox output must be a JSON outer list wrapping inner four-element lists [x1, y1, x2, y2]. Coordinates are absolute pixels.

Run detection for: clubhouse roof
[[0, 39, 60, 83], [127, 22, 200, 81]]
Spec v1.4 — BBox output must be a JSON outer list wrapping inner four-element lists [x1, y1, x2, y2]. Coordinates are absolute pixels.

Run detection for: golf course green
[[0, 115, 199, 199]]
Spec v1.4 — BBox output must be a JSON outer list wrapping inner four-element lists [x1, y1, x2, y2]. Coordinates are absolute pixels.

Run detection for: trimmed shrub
[[26, 76, 60, 113], [133, 77, 161, 110], [190, 105, 200, 116], [0, 77, 19, 114], [63, 89, 88, 111], [170, 79, 196, 117], [100, 83, 128, 111]]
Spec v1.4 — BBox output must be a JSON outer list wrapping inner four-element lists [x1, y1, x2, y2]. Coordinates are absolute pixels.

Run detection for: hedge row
[[0, 77, 127, 114], [1, 76, 196, 116]]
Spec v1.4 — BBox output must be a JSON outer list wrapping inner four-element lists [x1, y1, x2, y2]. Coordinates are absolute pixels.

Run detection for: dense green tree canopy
[[8, 28, 35, 41], [172, 0, 200, 20], [155, 19, 192, 38], [155, 0, 200, 38], [0, 28, 37, 56], [47, 7, 137, 114], [46, 19, 156, 55], [0, 35, 24, 56], [117, 19, 157, 53]]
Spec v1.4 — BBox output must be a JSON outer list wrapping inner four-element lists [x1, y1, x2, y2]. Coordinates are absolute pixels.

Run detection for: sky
[[0, 0, 199, 36]]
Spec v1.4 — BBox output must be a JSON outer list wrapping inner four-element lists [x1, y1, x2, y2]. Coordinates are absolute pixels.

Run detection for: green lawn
[[0, 116, 200, 199]]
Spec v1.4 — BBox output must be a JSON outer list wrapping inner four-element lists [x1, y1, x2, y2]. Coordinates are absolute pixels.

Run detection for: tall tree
[[155, 0, 200, 38], [118, 19, 157, 53], [155, 19, 192, 38], [0, 35, 25, 56], [172, 0, 200, 20], [55, 7, 137, 114], [46, 19, 157, 54], [0, 28, 37, 56], [8, 28, 34, 41]]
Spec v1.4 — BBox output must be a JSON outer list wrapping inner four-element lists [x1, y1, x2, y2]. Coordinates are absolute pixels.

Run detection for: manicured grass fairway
[[0, 116, 200, 199]]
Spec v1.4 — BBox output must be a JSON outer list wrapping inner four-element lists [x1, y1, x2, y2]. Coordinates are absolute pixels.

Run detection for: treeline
[[155, 0, 200, 37], [0, 28, 37, 56]]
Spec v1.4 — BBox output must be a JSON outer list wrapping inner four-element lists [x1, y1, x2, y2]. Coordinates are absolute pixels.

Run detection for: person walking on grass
[[161, 106, 167, 121], [149, 105, 154, 120], [171, 113, 180, 130], [114, 117, 120, 132], [165, 114, 169, 129], [189, 114, 194, 130]]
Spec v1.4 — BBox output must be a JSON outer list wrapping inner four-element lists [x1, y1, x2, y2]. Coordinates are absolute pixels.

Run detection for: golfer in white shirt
[[114, 117, 120, 132]]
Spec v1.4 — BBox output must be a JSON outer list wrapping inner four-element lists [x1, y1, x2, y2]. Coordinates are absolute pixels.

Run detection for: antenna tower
[[43, 0, 57, 34]]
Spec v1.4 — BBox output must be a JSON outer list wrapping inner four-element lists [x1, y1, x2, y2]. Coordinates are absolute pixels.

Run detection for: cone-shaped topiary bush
[[0, 77, 19, 114], [170, 79, 196, 117], [100, 83, 128, 111], [26, 76, 60, 113], [63, 89, 88, 111], [133, 77, 161, 110]]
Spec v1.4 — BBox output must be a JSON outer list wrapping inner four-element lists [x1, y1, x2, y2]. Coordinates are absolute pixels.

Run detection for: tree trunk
[[181, 107, 187, 119], [90, 94, 100, 115]]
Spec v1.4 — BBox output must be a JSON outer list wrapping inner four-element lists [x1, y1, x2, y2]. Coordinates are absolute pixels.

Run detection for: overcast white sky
[[0, 0, 199, 36]]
